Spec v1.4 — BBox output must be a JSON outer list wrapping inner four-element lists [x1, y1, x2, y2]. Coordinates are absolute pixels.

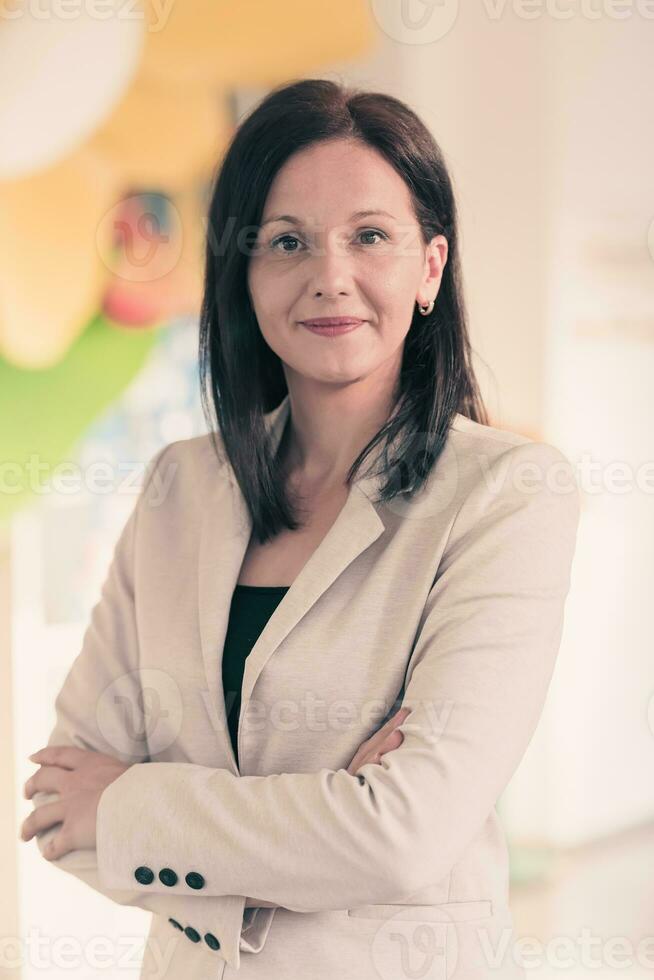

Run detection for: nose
[[306, 237, 355, 299]]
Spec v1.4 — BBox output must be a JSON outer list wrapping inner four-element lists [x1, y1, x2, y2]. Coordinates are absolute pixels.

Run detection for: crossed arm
[[19, 439, 581, 965]]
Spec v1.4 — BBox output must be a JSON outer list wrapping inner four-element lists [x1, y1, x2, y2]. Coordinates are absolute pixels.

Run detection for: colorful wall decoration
[[0, 0, 375, 524]]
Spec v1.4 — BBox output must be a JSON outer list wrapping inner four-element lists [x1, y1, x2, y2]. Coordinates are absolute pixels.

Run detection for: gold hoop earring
[[418, 299, 434, 316]]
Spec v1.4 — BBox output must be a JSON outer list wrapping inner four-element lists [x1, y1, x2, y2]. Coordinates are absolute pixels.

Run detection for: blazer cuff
[[166, 892, 249, 970], [240, 907, 277, 952], [96, 777, 262, 971]]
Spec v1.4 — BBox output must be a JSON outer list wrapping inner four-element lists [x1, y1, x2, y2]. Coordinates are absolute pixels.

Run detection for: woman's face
[[247, 138, 447, 387]]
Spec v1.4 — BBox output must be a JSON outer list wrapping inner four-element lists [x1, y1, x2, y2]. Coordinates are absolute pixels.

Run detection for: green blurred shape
[[508, 840, 556, 886], [0, 313, 159, 526]]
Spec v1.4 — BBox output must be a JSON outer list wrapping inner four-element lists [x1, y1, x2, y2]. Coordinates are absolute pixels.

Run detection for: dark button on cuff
[[159, 867, 178, 887], [168, 918, 183, 931], [185, 871, 205, 890], [204, 933, 221, 951], [184, 926, 201, 943], [134, 866, 154, 885]]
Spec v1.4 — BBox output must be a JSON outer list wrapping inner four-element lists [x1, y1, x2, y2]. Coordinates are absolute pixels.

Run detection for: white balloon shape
[[0, 0, 144, 179]]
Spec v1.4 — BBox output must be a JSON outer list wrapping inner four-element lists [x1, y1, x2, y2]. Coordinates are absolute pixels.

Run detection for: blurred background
[[1, 0, 653, 977]]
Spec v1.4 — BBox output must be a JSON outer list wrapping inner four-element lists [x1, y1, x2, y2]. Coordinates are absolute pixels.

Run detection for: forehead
[[262, 139, 415, 221]]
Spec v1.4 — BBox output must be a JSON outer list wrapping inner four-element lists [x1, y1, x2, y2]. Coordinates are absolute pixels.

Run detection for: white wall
[[542, 11, 654, 843], [381, 5, 654, 844], [0, 525, 20, 980]]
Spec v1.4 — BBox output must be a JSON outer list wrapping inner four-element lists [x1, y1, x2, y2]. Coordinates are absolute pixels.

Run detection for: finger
[[382, 706, 411, 733], [376, 734, 404, 761], [380, 729, 404, 751], [28, 746, 86, 769], [372, 707, 411, 745], [42, 831, 72, 861], [20, 800, 65, 842], [24, 765, 68, 800]]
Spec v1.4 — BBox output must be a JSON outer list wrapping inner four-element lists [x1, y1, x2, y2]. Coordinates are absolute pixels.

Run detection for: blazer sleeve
[[95, 440, 581, 914], [27, 443, 272, 971]]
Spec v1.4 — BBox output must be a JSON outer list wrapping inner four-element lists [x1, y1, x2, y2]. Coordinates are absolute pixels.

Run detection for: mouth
[[300, 316, 366, 327], [299, 317, 367, 336]]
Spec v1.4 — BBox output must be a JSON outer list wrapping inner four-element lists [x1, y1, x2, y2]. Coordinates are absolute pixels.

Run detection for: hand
[[346, 705, 411, 776], [20, 746, 132, 860]]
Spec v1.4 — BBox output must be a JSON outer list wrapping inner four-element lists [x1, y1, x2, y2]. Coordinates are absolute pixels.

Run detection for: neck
[[278, 367, 401, 491]]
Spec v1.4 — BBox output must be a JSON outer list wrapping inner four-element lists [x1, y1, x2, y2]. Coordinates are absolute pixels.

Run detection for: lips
[[300, 317, 365, 327]]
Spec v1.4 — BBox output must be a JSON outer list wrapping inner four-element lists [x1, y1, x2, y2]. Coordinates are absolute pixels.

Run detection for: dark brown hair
[[199, 77, 489, 543]]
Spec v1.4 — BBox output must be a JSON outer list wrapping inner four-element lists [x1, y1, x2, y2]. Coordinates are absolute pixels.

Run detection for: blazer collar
[[197, 393, 388, 772]]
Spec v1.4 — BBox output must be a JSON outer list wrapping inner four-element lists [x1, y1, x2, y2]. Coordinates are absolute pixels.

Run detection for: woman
[[21, 79, 580, 979]]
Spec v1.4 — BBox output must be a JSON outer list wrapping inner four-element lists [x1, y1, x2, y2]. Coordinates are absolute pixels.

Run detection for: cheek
[[367, 272, 419, 331], [251, 299, 299, 364], [249, 261, 297, 321], [247, 262, 269, 310], [366, 253, 422, 298]]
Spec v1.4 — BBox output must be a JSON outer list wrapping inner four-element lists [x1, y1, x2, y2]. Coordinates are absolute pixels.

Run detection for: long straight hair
[[198, 78, 489, 543]]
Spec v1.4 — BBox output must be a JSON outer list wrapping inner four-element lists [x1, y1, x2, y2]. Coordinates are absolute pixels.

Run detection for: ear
[[416, 234, 448, 308]]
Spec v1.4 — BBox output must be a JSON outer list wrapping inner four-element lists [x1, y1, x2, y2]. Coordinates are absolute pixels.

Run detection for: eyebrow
[[259, 209, 397, 228]]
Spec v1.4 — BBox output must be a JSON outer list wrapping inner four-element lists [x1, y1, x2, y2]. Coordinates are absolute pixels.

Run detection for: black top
[[222, 584, 290, 767]]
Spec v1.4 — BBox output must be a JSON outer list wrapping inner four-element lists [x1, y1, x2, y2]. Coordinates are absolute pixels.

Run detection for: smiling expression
[[247, 138, 447, 387]]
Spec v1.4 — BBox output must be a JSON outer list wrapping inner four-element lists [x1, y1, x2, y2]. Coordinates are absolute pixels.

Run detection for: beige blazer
[[31, 393, 581, 979]]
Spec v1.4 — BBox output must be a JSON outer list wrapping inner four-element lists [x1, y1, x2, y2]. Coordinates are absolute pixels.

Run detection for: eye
[[269, 228, 388, 253], [270, 234, 304, 253], [357, 228, 388, 246]]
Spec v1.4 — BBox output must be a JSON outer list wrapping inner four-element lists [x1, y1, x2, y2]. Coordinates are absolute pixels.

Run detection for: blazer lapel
[[196, 394, 386, 772], [239, 477, 384, 711]]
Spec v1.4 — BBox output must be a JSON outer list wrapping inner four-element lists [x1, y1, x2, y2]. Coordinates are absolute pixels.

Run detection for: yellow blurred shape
[[141, 0, 376, 86], [0, 146, 121, 369], [90, 74, 233, 191]]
